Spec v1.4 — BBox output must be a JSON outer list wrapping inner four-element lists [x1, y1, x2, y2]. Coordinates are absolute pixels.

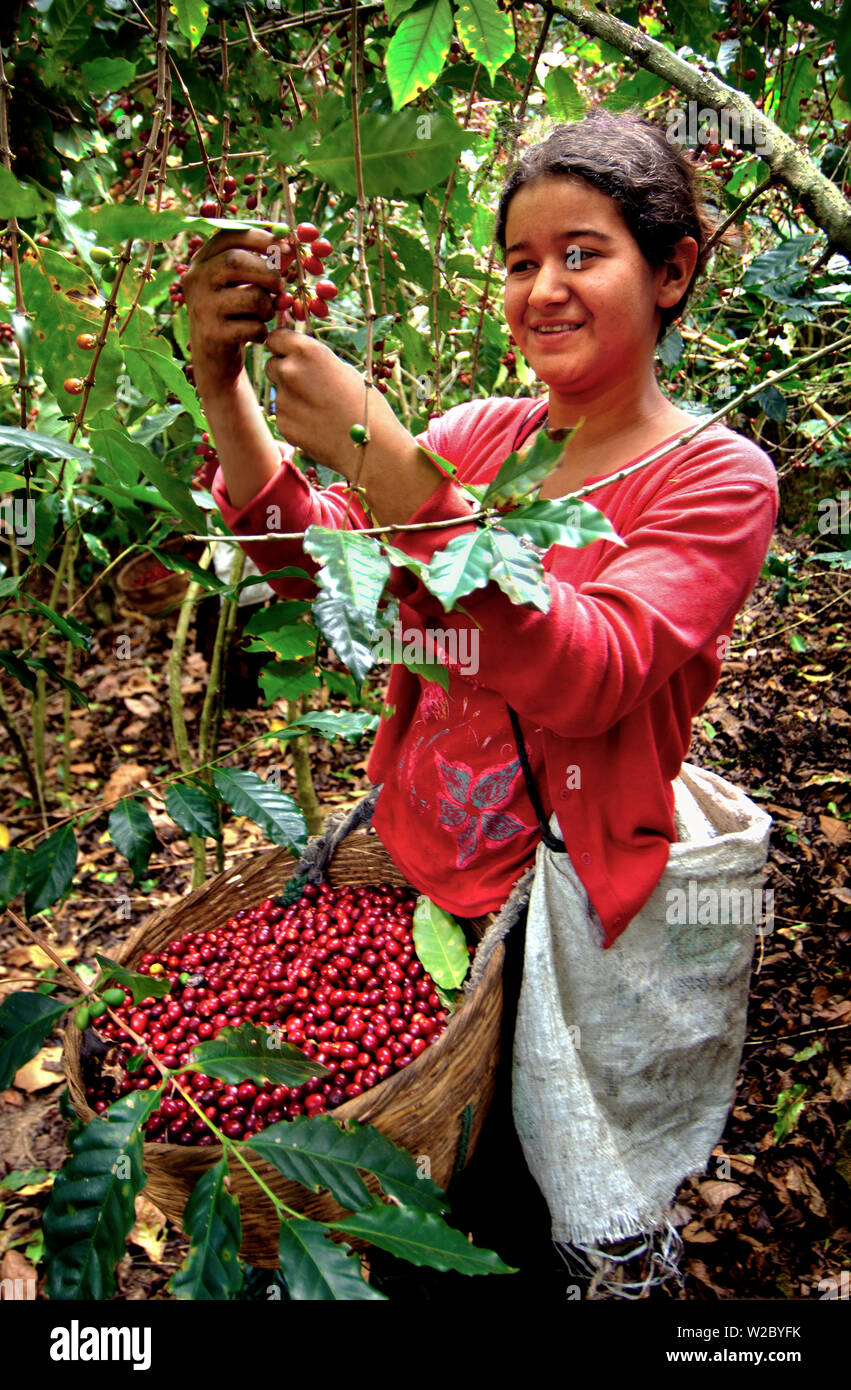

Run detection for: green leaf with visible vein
[[481, 430, 566, 507], [43, 1088, 163, 1300], [331, 1204, 516, 1276], [245, 1113, 447, 1215], [303, 109, 473, 199], [0, 427, 90, 467], [385, 0, 454, 109], [27, 598, 91, 651], [108, 798, 156, 884], [276, 710, 379, 743], [454, 0, 515, 80], [423, 529, 494, 610], [0, 993, 70, 1090], [171, 1157, 243, 1300], [94, 955, 171, 1007], [499, 497, 623, 550], [0, 847, 29, 910], [312, 590, 377, 686], [304, 528, 390, 632], [25, 824, 77, 916], [278, 1216, 386, 1300], [183, 1024, 330, 1088], [413, 897, 470, 990], [213, 768, 308, 853], [485, 530, 551, 613], [401, 657, 450, 691], [174, 0, 210, 49], [165, 783, 220, 840]]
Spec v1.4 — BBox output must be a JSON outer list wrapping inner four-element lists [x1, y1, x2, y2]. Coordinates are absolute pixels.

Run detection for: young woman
[[182, 111, 779, 1288]]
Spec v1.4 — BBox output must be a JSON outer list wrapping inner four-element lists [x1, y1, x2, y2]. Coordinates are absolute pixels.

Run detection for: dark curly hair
[[494, 110, 718, 340]]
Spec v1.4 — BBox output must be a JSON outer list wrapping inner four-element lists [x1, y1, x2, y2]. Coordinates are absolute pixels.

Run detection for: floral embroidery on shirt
[[435, 752, 533, 869]]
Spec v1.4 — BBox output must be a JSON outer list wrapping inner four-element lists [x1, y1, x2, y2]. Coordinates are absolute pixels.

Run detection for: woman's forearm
[[197, 367, 283, 510]]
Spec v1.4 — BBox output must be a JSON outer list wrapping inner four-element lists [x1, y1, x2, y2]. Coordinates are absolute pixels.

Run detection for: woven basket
[[114, 541, 202, 618], [63, 826, 509, 1268]]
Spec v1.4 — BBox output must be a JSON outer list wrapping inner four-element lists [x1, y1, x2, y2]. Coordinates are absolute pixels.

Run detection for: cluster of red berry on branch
[[269, 220, 338, 325], [83, 882, 455, 1144]]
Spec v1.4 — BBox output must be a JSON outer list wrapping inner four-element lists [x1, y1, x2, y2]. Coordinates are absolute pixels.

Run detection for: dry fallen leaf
[[123, 694, 159, 720], [5, 941, 77, 969], [103, 762, 150, 804], [128, 1193, 168, 1264], [682, 1220, 718, 1243], [14, 1046, 64, 1093], [784, 1163, 827, 1217], [69, 762, 97, 775], [0, 1249, 38, 1299], [696, 1179, 744, 1215], [819, 815, 851, 848]]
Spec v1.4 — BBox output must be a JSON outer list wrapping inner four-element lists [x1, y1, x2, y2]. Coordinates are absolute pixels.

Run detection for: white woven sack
[[511, 762, 772, 1246]]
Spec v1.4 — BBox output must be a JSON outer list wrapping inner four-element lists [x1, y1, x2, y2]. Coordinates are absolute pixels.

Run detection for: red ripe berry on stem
[[76, 333, 97, 350], [200, 200, 218, 218], [315, 279, 337, 301], [311, 237, 333, 259], [63, 377, 84, 394], [296, 222, 320, 243]]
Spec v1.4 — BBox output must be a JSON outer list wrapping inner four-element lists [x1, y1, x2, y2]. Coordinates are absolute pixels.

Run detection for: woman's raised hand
[[181, 228, 281, 396]]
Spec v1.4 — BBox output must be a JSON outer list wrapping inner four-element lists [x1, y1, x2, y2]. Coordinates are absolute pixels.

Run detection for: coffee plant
[[0, 0, 848, 1300]]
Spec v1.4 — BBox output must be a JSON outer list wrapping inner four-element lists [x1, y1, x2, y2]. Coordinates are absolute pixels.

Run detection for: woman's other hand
[[182, 228, 281, 396]]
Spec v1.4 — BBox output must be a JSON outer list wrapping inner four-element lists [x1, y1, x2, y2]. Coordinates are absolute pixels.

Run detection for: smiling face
[[502, 174, 686, 416]]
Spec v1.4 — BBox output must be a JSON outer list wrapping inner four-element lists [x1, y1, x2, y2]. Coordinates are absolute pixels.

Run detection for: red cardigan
[[213, 396, 778, 945]]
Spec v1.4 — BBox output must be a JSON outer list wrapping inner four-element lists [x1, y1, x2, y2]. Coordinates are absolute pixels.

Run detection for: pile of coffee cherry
[[85, 882, 454, 1146], [130, 559, 173, 589]]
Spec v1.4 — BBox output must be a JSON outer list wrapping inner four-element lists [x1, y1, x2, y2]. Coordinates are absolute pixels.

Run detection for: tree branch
[[551, 1, 851, 260]]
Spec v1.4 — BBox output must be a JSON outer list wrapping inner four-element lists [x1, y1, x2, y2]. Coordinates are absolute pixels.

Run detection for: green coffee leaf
[[43, 1088, 163, 1300], [183, 1024, 331, 1088], [26, 598, 91, 652], [165, 783, 220, 840], [385, 0, 454, 109], [0, 992, 70, 1090], [25, 824, 77, 916], [312, 590, 376, 686], [331, 1204, 516, 1276], [171, 1156, 243, 1300], [0, 847, 29, 909], [245, 1113, 447, 1215], [486, 529, 551, 612], [423, 529, 494, 610], [413, 897, 469, 989], [499, 496, 623, 551], [454, 0, 515, 81], [94, 955, 171, 1006], [481, 430, 566, 507], [212, 768, 308, 853], [278, 1216, 386, 1300], [108, 799, 156, 883]]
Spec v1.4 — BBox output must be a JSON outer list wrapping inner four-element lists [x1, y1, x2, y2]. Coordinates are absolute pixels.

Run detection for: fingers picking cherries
[[83, 882, 449, 1145]]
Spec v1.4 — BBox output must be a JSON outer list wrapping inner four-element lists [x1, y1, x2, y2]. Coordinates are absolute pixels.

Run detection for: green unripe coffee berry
[[100, 262, 118, 282], [88, 997, 107, 1018], [349, 423, 368, 445], [179, 971, 190, 985], [75, 1004, 91, 1031], [267, 223, 290, 239], [101, 988, 125, 1008], [90, 246, 112, 265]]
